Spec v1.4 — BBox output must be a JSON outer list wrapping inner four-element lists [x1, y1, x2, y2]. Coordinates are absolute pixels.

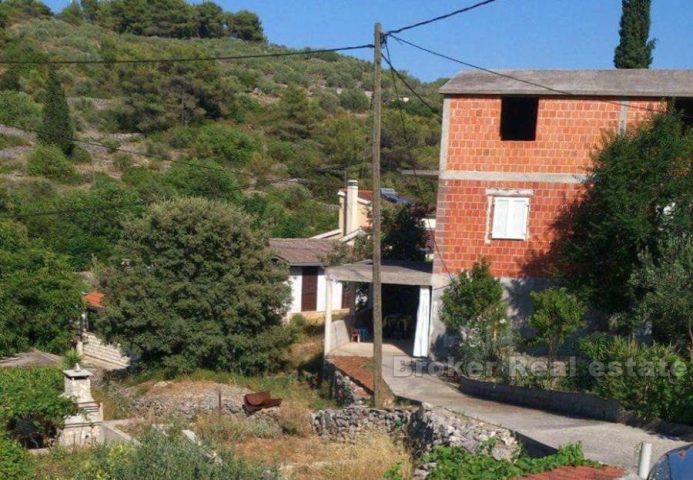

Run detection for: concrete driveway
[[381, 353, 689, 474]]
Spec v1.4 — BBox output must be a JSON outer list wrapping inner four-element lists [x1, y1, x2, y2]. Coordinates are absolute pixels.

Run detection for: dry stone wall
[[312, 403, 518, 460]]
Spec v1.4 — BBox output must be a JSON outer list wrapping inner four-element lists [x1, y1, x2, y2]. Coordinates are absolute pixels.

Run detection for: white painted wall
[[288, 266, 303, 314], [287, 266, 343, 314]]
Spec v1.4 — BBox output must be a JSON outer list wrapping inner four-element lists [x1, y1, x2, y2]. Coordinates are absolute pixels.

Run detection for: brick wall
[[434, 95, 665, 278]]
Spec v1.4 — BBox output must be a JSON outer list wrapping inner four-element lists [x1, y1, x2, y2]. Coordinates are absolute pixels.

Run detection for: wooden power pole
[[371, 22, 384, 408]]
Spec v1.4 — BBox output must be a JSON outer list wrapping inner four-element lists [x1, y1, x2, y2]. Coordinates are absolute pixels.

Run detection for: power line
[[383, 43, 458, 291], [382, 52, 441, 118], [0, 44, 374, 65], [389, 34, 677, 118], [385, 0, 500, 36]]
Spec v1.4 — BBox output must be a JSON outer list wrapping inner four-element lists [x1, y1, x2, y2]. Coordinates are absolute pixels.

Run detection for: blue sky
[[45, 0, 693, 82]]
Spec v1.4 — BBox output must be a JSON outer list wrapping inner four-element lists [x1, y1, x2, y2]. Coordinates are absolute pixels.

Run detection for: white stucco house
[[269, 238, 348, 319]]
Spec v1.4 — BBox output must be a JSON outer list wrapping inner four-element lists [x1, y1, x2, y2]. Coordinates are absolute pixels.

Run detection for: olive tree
[[97, 197, 294, 374]]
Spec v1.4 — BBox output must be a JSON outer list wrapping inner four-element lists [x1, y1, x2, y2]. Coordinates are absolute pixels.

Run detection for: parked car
[[649, 444, 693, 480]]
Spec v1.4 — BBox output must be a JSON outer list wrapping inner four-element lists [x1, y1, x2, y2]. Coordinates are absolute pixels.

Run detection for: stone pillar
[[58, 364, 103, 448]]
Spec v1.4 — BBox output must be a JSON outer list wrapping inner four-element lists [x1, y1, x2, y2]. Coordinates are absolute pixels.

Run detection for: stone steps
[[82, 333, 130, 368]]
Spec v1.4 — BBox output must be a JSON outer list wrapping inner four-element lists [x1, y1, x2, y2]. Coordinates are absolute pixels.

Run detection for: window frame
[[489, 195, 530, 241], [499, 96, 539, 141]]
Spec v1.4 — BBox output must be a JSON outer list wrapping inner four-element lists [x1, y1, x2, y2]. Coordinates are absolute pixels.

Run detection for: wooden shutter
[[301, 267, 318, 312]]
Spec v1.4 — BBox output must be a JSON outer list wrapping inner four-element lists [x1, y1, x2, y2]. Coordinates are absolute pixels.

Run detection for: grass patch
[[232, 432, 412, 480], [92, 385, 132, 420], [0, 133, 29, 150]]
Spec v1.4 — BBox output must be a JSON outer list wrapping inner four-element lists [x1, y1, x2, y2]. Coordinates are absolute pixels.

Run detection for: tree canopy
[[614, 0, 655, 68], [37, 66, 74, 155], [0, 220, 84, 356], [96, 197, 295, 374], [557, 113, 692, 318]]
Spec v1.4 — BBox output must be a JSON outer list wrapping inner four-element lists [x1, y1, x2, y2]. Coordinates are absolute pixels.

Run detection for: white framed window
[[491, 196, 529, 240]]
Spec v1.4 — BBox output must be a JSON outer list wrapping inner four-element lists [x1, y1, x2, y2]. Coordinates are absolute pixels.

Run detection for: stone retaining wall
[[323, 360, 371, 406], [312, 403, 518, 460]]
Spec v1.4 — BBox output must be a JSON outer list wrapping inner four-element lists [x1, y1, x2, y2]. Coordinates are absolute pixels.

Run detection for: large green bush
[[0, 367, 76, 446], [97, 197, 295, 374], [529, 287, 585, 368], [0, 220, 84, 356], [26, 145, 80, 183], [440, 258, 510, 369], [577, 335, 692, 424], [558, 113, 692, 317]]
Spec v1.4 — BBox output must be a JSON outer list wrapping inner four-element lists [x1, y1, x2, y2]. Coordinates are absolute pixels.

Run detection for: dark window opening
[[673, 98, 693, 129], [500, 97, 539, 141]]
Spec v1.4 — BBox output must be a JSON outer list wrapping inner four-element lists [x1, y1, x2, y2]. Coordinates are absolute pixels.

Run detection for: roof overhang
[[326, 260, 433, 286], [439, 69, 693, 98]]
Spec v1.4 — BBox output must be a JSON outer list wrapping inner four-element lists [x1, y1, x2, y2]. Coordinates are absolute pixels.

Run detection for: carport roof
[[326, 260, 432, 286]]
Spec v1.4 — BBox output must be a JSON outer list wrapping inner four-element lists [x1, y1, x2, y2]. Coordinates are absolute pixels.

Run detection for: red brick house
[[428, 69, 693, 349]]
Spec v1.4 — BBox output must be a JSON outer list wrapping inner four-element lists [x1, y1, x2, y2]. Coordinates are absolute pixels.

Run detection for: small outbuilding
[[269, 238, 349, 321]]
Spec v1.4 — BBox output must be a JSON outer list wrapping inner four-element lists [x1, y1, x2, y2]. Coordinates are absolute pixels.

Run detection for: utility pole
[[371, 22, 384, 408]]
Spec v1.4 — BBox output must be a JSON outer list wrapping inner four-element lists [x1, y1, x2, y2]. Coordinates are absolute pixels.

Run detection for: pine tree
[[38, 66, 74, 155], [613, 0, 655, 68]]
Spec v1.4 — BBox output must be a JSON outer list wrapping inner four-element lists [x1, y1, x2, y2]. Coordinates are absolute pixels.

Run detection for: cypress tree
[[38, 66, 74, 155], [613, 0, 655, 68]]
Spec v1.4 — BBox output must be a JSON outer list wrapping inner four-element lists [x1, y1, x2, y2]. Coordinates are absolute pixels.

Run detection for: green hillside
[[0, 0, 442, 270]]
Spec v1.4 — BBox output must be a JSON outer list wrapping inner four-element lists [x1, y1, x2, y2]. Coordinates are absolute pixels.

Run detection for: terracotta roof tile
[[83, 290, 105, 310], [517, 465, 624, 480]]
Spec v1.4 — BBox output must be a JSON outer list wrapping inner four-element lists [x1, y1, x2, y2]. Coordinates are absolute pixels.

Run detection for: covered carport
[[324, 260, 433, 358]]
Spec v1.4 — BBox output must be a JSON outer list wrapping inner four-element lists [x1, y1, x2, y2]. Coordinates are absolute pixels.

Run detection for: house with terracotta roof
[[271, 180, 415, 320], [422, 69, 693, 352]]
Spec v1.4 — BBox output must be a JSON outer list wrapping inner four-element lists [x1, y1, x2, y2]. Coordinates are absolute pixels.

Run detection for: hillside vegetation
[[0, 0, 442, 270]]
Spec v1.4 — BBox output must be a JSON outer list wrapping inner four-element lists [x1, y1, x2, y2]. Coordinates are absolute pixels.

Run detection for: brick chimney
[[345, 179, 359, 235]]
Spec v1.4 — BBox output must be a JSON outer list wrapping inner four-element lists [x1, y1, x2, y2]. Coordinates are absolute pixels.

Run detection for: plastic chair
[[351, 329, 361, 343]]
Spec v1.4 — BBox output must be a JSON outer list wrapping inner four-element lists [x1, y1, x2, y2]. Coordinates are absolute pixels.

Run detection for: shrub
[[339, 87, 369, 112], [195, 414, 280, 442], [577, 335, 692, 424], [0, 367, 76, 447], [190, 123, 258, 165], [630, 234, 693, 359], [97, 198, 294, 374], [528, 287, 585, 369], [70, 145, 92, 164], [164, 158, 242, 203], [425, 443, 593, 480], [26, 145, 79, 183], [113, 152, 133, 171], [440, 258, 510, 369], [0, 433, 33, 480], [0, 91, 41, 129], [73, 427, 269, 479]]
